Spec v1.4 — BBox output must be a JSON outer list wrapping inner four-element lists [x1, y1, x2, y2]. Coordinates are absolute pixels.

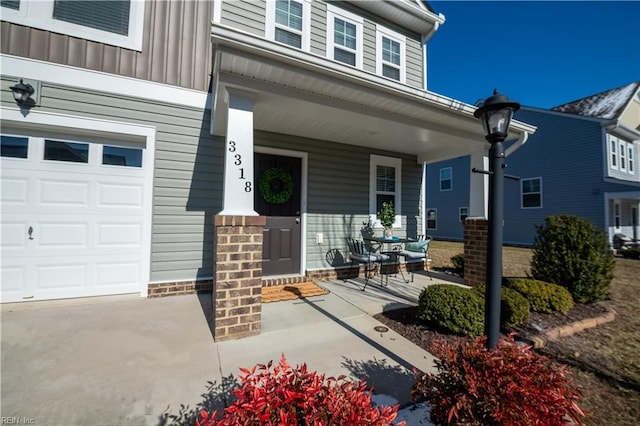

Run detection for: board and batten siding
[[1, 77, 222, 283], [255, 131, 424, 272], [0, 0, 212, 92]]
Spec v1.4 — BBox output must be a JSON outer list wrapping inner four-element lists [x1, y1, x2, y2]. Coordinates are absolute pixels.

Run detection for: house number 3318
[[228, 140, 252, 192]]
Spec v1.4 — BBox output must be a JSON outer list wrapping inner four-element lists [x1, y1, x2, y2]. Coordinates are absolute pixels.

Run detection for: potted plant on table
[[378, 201, 396, 239]]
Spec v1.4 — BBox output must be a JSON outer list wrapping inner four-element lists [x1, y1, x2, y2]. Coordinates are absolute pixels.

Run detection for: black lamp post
[[473, 89, 520, 349]]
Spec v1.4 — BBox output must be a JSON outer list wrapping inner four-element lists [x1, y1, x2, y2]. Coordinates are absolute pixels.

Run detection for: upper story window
[[370, 155, 401, 228], [266, 0, 311, 51], [376, 25, 406, 83], [608, 134, 636, 176], [0, 0, 144, 50], [440, 167, 452, 191], [326, 4, 363, 68], [521, 177, 542, 209]]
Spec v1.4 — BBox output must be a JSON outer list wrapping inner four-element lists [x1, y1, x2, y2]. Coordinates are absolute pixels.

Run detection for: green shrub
[[507, 278, 574, 314], [531, 214, 614, 303], [451, 253, 464, 273], [473, 285, 530, 327], [417, 284, 484, 336], [412, 336, 585, 426]]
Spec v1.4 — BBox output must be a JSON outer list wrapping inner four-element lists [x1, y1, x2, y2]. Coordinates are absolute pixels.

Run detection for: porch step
[[262, 276, 309, 287]]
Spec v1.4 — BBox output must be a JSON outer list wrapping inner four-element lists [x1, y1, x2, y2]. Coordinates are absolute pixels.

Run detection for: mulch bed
[[373, 302, 609, 352]]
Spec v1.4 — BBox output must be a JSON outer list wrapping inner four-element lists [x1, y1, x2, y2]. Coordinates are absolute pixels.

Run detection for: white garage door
[[1, 134, 149, 303]]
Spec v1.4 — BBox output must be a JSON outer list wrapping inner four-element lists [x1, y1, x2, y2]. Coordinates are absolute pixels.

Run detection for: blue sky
[[428, 1, 640, 108]]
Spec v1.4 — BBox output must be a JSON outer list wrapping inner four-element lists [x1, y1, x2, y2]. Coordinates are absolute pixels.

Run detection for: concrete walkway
[[0, 272, 456, 425]]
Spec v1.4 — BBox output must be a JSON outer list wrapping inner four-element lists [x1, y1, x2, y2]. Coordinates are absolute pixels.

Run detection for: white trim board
[[1, 54, 208, 109]]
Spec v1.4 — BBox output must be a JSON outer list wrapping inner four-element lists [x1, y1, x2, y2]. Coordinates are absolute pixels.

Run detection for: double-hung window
[[610, 137, 618, 170], [326, 4, 363, 68], [620, 141, 627, 172], [267, 0, 310, 51], [629, 144, 635, 173], [0, 0, 144, 50], [440, 167, 452, 191], [521, 177, 542, 208], [370, 155, 401, 228], [376, 26, 405, 83]]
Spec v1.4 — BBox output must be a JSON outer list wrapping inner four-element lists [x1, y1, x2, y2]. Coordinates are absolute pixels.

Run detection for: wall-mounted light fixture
[[9, 78, 36, 107]]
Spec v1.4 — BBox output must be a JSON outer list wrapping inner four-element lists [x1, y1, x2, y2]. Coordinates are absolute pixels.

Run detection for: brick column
[[213, 215, 266, 341], [463, 217, 488, 287]]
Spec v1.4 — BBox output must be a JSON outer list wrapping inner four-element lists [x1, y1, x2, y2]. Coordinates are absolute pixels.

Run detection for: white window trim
[[620, 141, 627, 172], [629, 143, 635, 173], [265, 0, 311, 52], [326, 4, 363, 69], [440, 166, 452, 191], [369, 154, 402, 229], [609, 135, 618, 170], [1, 0, 145, 51], [521, 177, 543, 209], [426, 208, 437, 230], [375, 25, 406, 83]]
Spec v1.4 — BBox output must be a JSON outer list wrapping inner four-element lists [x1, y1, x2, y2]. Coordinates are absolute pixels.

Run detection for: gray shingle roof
[[551, 81, 640, 120]]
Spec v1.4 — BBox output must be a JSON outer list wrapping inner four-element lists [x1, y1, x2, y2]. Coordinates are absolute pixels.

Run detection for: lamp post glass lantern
[[474, 89, 520, 349]]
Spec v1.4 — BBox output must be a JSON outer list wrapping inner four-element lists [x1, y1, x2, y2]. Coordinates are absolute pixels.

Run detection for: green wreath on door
[[258, 167, 294, 204]]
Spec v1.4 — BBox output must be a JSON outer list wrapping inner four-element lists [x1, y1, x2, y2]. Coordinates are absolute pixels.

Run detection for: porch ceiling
[[211, 29, 535, 164]]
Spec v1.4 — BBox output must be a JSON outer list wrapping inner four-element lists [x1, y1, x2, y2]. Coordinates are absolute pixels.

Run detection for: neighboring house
[[426, 81, 640, 247], [1, 0, 534, 304]]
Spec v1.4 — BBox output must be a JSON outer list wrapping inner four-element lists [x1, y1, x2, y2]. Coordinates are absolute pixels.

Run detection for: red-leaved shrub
[[412, 335, 585, 426], [197, 354, 404, 426]]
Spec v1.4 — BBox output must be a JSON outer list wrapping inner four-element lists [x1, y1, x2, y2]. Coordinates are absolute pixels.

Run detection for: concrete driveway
[[1, 273, 447, 425]]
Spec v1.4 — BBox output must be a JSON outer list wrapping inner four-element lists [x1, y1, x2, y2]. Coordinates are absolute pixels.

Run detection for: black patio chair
[[345, 238, 390, 291], [396, 237, 432, 282]]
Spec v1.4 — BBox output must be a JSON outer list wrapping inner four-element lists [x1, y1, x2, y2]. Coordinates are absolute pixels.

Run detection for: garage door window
[[1, 135, 28, 158], [103, 145, 142, 167], [44, 140, 89, 163]]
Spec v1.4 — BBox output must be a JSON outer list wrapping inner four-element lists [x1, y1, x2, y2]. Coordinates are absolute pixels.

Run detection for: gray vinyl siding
[[220, 0, 265, 37], [362, 21, 377, 74], [405, 34, 424, 89], [254, 131, 424, 271], [1, 0, 212, 91], [310, 1, 326, 56], [1, 75, 221, 283], [219, 0, 425, 91]]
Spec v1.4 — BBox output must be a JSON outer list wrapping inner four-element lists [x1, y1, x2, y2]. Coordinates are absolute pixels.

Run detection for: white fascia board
[[212, 24, 533, 135], [1, 54, 209, 108]]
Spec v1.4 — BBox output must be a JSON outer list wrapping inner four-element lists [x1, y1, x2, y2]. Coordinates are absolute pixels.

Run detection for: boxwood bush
[[473, 285, 531, 327], [417, 284, 484, 336], [531, 214, 614, 303], [507, 278, 574, 314]]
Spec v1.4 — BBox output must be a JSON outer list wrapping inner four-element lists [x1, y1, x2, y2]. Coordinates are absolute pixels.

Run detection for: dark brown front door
[[254, 153, 302, 276]]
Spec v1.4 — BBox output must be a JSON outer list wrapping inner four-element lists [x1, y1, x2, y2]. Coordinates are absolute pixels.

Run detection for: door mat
[[261, 282, 329, 303]]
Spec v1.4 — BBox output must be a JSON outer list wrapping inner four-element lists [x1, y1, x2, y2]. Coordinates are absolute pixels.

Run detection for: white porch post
[[469, 148, 489, 218], [219, 88, 258, 216]]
